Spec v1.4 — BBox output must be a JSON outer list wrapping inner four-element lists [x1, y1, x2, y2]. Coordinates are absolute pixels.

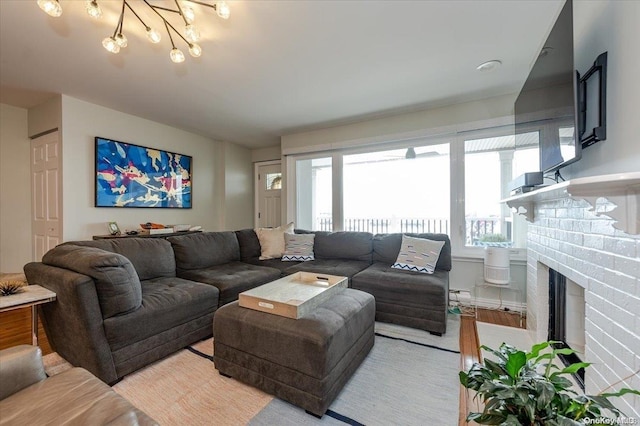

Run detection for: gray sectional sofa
[[24, 228, 451, 385]]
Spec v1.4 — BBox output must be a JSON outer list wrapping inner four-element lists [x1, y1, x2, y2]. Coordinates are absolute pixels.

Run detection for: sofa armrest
[[23, 262, 119, 384], [0, 345, 46, 400]]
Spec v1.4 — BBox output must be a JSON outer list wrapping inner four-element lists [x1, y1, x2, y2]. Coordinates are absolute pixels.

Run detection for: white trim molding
[[503, 172, 640, 235]]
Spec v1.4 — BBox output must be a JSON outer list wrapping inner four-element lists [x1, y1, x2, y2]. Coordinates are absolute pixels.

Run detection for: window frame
[[285, 116, 530, 261]]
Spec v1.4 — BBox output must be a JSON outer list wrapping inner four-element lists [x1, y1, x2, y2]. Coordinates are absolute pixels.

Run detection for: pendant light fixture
[[37, 0, 230, 64]]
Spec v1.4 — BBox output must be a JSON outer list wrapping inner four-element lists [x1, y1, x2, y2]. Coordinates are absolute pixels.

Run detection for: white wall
[[223, 141, 254, 231], [565, 0, 640, 178], [0, 104, 32, 272], [281, 94, 516, 154], [60, 95, 228, 241], [251, 145, 281, 163]]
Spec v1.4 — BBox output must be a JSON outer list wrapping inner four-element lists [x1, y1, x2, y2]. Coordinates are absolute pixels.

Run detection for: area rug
[[43, 316, 460, 426], [250, 317, 461, 425]]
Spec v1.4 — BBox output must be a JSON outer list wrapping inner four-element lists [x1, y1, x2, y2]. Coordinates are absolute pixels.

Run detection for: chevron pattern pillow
[[282, 233, 315, 261], [391, 235, 444, 274]]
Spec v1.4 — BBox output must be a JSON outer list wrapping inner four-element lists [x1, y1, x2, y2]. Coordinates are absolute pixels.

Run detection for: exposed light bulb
[[102, 37, 120, 54], [182, 3, 195, 24], [85, 0, 102, 19], [38, 0, 62, 17], [184, 24, 200, 42], [115, 33, 128, 48], [216, 1, 230, 19], [188, 43, 202, 58], [170, 48, 185, 63], [146, 28, 161, 44]]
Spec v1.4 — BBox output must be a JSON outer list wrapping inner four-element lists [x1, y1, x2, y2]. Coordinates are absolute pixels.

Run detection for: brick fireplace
[[523, 192, 640, 416]]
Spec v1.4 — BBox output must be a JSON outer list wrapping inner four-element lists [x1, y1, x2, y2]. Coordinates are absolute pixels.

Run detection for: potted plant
[[459, 341, 640, 425]]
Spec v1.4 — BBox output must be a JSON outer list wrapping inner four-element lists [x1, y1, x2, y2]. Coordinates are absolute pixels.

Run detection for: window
[[265, 172, 282, 190], [463, 131, 538, 249], [287, 119, 539, 258], [295, 157, 332, 231], [343, 144, 450, 233]]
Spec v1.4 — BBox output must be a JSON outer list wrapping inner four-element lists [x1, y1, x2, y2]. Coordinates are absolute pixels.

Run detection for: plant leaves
[[599, 388, 640, 398], [505, 351, 527, 379], [527, 341, 550, 360]]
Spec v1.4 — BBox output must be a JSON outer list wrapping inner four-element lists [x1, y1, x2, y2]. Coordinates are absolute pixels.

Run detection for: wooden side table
[[0, 285, 56, 346]]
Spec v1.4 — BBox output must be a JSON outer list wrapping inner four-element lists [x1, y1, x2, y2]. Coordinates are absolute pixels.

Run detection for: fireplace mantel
[[503, 172, 640, 235]]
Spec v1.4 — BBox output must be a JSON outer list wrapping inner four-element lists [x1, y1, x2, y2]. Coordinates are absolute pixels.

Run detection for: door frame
[[254, 160, 281, 228]]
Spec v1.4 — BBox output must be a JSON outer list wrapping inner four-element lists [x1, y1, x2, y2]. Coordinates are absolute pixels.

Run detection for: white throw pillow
[[282, 233, 315, 261], [255, 222, 294, 260], [391, 235, 444, 274]]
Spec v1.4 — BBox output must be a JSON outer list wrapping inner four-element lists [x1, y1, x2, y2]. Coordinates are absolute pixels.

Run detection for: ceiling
[[0, 0, 564, 149]]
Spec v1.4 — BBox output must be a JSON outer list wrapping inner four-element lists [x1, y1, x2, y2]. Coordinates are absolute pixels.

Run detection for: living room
[[1, 0, 639, 424]]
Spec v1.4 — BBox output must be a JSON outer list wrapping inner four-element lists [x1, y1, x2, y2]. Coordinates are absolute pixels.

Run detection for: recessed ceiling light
[[476, 60, 502, 72]]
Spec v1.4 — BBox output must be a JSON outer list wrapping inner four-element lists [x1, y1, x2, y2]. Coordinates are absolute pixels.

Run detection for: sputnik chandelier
[[36, 0, 230, 63]]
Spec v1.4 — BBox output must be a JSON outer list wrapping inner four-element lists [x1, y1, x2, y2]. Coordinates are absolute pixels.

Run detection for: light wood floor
[[0, 307, 52, 354], [459, 308, 526, 425]]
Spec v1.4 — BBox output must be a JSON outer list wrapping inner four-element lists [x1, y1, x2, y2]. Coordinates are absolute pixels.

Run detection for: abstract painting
[[95, 137, 192, 208]]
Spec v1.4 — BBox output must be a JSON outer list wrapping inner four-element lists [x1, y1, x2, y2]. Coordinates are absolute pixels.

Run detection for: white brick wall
[[527, 197, 640, 417]]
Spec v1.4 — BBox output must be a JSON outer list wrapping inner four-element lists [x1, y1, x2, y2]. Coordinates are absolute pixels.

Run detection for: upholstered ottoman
[[213, 288, 375, 417]]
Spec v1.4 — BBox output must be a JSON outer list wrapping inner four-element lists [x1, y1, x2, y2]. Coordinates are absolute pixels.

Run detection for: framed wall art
[[95, 137, 192, 208]]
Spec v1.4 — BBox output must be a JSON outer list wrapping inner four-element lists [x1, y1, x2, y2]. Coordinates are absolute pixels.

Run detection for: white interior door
[[255, 162, 281, 228], [31, 131, 61, 260]]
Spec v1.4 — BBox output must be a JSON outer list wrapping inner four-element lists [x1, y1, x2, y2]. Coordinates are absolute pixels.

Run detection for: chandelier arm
[[115, 1, 126, 36], [153, 6, 181, 14], [173, 0, 189, 25], [124, 0, 151, 31], [164, 21, 175, 49], [145, 0, 191, 47]]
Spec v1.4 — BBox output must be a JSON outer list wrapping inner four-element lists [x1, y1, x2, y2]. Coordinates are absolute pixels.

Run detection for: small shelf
[[502, 172, 640, 235]]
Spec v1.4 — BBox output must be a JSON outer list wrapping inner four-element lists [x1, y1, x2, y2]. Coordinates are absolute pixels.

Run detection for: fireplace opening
[[548, 269, 585, 390]]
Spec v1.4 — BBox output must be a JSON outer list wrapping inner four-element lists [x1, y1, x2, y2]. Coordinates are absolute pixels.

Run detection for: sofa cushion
[[178, 262, 281, 306], [242, 257, 301, 273], [283, 259, 371, 280], [313, 231, 373, 262], [65, 238, 176, 281], [373, 233, 452, 271], [282, 233, 315, 261], [168, 232, 240, 272], [352, 262, 449, 307], [103, 277, 219, 351], [391, 235, 445, 274], [255, 223, 294, 260], [235, 229, 262, 260], [42, 245, 142, 319]]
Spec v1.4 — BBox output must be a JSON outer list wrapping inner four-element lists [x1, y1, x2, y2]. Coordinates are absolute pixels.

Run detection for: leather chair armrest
[[0, 345, 46, 400]]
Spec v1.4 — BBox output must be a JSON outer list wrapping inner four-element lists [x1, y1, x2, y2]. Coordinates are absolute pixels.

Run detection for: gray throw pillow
[[282, 233, 315, 261]]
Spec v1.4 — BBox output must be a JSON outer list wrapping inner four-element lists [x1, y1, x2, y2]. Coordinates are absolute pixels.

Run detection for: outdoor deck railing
[[317, 216, 504, 245]]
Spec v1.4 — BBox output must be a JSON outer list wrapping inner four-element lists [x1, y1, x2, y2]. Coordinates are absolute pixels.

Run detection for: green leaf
[[505, 351, 527, 379], [527, 341, 550, 360], [535, 381, 556, 409], [466, 412, 508, 425], [459, 370, 468, 387], [551, 362, 590, 376], [599, 388, 640, 399]]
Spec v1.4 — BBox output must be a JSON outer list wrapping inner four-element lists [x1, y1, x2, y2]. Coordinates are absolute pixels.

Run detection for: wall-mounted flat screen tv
[[514, 0, 581, 176]]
